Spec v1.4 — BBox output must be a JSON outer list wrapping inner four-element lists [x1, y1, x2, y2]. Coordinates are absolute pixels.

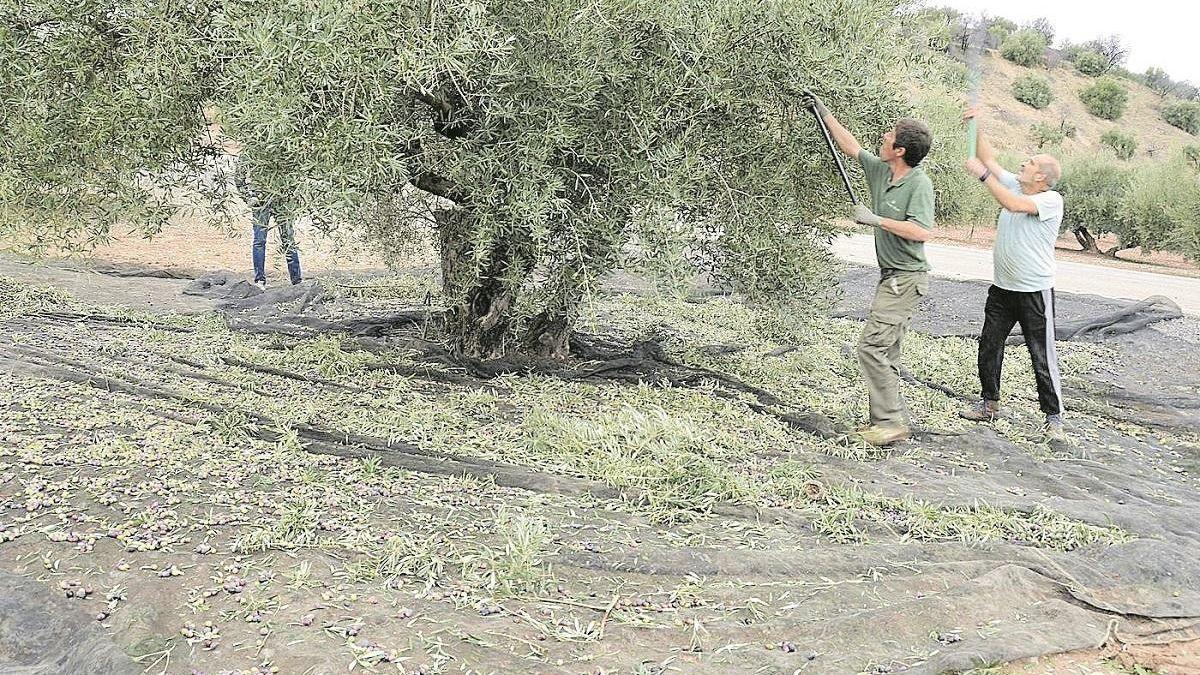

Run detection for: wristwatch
[[979, 169, 991, 182]]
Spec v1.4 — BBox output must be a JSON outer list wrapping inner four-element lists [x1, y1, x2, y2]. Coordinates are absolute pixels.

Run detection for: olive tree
[[2, 0, 909, 357], [1057, 153, 1134, 253], [1121, 158, 1200, 262]]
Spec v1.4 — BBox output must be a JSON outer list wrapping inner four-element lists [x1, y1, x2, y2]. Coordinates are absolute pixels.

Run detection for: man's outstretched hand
[[800, 91, 830, 118], [964, 157, 988, 180], [851, 204, 882, 227]]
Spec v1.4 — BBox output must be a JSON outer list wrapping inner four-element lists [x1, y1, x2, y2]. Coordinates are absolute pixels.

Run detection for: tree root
[[411, 336, 846, 439]]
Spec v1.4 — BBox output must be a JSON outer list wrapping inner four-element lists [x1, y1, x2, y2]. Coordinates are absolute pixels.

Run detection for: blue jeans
[[251, 201, 302, 285]]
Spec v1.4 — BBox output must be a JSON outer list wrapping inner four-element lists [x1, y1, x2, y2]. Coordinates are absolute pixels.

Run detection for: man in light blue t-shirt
[[959, 108, 1067, 443]]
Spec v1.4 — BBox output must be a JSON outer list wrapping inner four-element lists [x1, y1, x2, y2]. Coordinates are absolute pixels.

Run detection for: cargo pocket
[[869, 278, 908, 326], [860, 318, 899, 348], [870, 273, 926, 325]]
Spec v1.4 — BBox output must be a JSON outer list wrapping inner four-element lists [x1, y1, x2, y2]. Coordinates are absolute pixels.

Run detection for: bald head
[[1032, 154, 1061, 188]]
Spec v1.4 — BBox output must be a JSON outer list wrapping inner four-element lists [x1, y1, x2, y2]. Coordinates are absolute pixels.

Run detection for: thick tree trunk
[[1073, 226, 1099, 253], [436, 209, 575, 359]]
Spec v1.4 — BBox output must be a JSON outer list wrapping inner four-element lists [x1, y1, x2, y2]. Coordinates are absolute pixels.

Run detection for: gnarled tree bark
[[436, 209, 576, 359]]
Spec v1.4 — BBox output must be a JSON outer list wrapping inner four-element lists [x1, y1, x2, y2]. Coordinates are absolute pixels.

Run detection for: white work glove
[[851, 204, 882, 227]]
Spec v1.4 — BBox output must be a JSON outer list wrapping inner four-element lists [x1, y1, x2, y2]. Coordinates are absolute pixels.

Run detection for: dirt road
[[832, 233, 1200, 316]]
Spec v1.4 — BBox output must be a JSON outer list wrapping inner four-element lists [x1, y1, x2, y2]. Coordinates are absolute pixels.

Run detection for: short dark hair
[[893, 118, 932, 167]]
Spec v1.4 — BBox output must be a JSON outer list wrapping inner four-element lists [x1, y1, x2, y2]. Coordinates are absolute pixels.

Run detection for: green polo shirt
[[858, 150, 935, 272]]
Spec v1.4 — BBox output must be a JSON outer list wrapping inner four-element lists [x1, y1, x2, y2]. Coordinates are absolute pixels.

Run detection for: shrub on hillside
[[1073, 51, 1109, 77], [1057, 154, 1135, 252], [1100, 130, 1137, 159], [1162, 101, 1200, 135], [1000, 29, 1048, 67], [1184, 146, 1200, 171], [1030, 122, 1066, 148], [1012, 75, 1054, 109], [1079, 78, 1129, 120]]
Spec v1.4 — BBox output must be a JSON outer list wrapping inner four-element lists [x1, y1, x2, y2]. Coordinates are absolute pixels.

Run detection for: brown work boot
[[857, 424, 910, 447], [959, 399, 1000, 422]]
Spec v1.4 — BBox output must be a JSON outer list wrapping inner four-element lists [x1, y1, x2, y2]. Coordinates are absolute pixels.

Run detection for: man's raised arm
[[802, 93, 862, 158]]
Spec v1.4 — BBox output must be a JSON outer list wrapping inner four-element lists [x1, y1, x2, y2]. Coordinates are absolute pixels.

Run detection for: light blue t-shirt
[[993, 171, 1064, 292]]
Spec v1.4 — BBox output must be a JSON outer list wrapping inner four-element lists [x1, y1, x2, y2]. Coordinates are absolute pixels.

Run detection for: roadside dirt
[[3, 211, 396, 284], [1000, 640, 1200, 674], [934, 225, 1200, 280]]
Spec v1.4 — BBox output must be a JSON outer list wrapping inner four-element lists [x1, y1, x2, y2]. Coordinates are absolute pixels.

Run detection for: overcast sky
[[925, 0, 1200, 84]]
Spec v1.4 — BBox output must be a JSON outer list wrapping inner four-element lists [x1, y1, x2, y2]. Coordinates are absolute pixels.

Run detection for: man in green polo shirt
[[802, 94, 936, 446]]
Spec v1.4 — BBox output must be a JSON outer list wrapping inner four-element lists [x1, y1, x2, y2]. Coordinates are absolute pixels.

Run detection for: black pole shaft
[[809, 107, 859, 206]]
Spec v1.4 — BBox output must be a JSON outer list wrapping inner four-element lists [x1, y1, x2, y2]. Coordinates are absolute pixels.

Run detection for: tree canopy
[[3, 0, 911, 356]]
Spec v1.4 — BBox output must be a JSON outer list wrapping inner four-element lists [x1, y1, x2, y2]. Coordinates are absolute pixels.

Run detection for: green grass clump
[[283, 334, 375, 378], [523, 405, 754, 523], [803, 484, 1130, 551]]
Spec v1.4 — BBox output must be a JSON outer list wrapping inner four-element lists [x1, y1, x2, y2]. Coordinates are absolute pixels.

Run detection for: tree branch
[[412, 89, 475, 140], [412, 173, 468, 205]]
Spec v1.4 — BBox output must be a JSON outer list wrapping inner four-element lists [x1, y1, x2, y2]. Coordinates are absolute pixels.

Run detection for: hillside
[[975, 52, 1197, 159], [911, 47, 1200, 274]]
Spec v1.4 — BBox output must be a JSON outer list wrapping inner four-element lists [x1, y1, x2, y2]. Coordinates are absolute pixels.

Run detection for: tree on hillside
[[1059, 153, 1200, 260], [1121, 157, 1200, 262], [1083, 35, 1128, 71], [1144, 67, 1179, 98], [1, 0, 909, 358], [1023, 17, 1054, 45]]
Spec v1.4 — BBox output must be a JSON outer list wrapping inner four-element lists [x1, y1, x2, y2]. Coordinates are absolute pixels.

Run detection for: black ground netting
[[2, 263, 1199, 673]]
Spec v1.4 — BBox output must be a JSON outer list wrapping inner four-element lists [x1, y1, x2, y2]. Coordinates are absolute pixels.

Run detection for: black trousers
[[978, 285, 1063, 415]]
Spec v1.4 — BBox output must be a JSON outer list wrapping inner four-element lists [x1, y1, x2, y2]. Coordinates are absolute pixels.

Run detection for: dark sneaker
[[857, 424, 910, 447], [959, 399, 1000, 421]]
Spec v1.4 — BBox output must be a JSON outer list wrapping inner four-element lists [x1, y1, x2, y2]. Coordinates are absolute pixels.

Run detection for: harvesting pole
[[965, 20, 985, 158], [801, 90, 860, 206]]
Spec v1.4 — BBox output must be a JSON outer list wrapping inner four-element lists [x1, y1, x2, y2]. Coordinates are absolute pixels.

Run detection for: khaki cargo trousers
[[857, 270, 929, 427]]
